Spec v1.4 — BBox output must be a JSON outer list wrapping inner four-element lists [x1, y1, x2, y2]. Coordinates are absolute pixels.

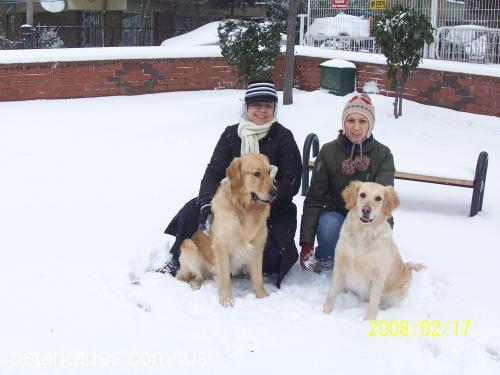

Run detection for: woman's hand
[[198, 204, 213, 236], [300, 243, 319, 272]]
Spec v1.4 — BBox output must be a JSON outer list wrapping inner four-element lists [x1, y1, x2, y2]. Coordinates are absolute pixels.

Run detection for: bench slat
[[306, 159, 474, 188], [394, 172, 474, 188]]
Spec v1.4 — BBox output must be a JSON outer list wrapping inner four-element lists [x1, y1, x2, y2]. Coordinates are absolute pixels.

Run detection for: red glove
[[300, 243, 317, 272]]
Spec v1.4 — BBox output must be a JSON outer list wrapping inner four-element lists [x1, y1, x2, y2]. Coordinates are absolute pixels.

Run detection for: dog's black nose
[[362, 205, 371, 215]]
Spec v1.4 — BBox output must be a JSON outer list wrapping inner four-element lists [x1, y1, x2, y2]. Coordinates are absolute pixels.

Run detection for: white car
[[304, 13, 371, 50]]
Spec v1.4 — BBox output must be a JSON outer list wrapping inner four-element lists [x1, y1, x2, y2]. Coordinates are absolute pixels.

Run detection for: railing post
[[298, 14, 307, 46], [21, 24, 35, 49]]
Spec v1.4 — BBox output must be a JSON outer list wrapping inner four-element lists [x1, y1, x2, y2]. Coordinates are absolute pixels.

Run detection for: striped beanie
[[342, 93, 376, 138], [245, 79, 278, 104]]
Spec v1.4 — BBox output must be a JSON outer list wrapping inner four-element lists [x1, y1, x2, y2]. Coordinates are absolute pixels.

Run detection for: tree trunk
[[101, 0, 107, 47], [398, 77, 404, 117], [0, 1, 7, 35], [283, 0, 300, 105], [393, 86, 399, 118], [139, 0, 152, 46], [393, 68, 404, 118]]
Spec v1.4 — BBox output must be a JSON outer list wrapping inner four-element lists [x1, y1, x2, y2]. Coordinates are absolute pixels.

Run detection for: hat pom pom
[[342, 159, 356, 175], [354, 154, 370, 171]]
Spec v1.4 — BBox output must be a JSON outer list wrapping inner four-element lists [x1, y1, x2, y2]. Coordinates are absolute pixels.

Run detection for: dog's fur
[[323, 181, 423, 320], [176, 154, 277, 307]]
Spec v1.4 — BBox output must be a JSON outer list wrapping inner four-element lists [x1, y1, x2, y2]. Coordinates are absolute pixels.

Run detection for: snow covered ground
[[1, 89, 500, 375]]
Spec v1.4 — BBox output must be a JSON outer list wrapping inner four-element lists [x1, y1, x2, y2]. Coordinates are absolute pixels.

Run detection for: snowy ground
[[1, 89, 500, 375]]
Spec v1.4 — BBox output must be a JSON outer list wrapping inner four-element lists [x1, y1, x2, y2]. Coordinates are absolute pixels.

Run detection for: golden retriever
[[176, 154, 277, 307], [323, 181, 423, 320]]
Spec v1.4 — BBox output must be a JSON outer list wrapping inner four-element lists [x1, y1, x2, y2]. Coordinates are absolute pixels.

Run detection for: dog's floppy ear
[[226, 157, 242, 189], [383, 185, 400, 217], [342, 180, 362, 210]]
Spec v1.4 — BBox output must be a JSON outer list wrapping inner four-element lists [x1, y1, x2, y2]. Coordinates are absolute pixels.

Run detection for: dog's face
[[226, 154, 277, 208], [342, 181, 399, 224]]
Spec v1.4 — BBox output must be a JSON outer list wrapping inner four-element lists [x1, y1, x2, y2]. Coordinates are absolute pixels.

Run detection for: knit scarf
[[237, 118, 278, 179]]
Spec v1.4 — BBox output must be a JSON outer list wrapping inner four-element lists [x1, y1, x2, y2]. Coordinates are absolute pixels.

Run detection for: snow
[[320, 58, 356, 68], [161, 20, 287, 48], [305, 13, 370, 38], [363, 80, 380, 93], [293, 46, 500, 78], [0, 42, 498, 79], [0, 46, 222, 64], [160, 21, 220, 47], [1, 88, 500, 375]]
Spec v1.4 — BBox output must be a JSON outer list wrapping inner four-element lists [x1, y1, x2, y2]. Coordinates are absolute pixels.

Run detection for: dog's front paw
[[323, 304, 333, 314], [189, 280, 202, 290], [364, 313, 377, 321], [219, 295, 234, 307], [255, 288, 269, 299]]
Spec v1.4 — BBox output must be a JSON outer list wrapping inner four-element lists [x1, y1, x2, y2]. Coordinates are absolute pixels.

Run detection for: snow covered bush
[[0, 32, 17, 50], [37, 27, 64, 49], [266, 0, 307, 33], [372, 4, 434, 118], [217, 19, 281, 83]]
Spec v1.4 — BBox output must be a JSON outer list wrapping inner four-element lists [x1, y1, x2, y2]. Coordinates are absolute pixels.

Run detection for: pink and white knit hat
[[341, 94, 376, 138]]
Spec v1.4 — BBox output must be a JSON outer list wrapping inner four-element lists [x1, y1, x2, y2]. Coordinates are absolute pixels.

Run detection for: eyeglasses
[[248, 102, 275, 110]]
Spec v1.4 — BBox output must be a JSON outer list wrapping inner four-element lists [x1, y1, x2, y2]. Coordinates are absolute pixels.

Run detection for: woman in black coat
[[161, 80, 302, 288]]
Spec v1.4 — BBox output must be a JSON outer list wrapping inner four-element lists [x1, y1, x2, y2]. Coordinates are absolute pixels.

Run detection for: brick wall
[[0, 54, 498, 117], [294, 56, 500, 117], [0, 58, 240, 101]]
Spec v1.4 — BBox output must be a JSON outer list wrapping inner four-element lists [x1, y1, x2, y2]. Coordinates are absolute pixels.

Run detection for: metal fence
[[0, 26, 185, 49], [304, 0, 500, 63], [436, 26, 500, 63]]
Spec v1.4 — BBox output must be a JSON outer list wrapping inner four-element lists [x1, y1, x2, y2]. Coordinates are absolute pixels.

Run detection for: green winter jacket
[[300, 134, 395, 244]]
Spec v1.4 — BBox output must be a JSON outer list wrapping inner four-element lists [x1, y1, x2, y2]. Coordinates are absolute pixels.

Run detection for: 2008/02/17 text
[[368, 320, 472, 337]]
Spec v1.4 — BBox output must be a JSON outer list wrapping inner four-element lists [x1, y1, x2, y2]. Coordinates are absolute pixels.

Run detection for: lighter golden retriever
[[323, 181, 423, 320], [176, 154, 277, 307]]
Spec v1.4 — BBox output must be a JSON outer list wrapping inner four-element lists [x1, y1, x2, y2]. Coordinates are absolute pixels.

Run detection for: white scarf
[[237, 118, 278, 179]]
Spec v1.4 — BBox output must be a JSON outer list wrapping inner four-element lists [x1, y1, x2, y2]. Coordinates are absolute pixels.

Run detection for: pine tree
[[372, 4, 434, 118], [218, 19, 281, 83]]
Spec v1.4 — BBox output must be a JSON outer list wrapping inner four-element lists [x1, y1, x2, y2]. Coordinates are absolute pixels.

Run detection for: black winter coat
[[197, 122, 303, 286]]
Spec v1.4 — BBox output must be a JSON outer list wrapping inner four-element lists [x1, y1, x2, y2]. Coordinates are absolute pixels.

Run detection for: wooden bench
[[301, 133, 489, 217]]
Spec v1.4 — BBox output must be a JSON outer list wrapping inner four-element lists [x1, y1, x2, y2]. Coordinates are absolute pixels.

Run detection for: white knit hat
[[342, 94, 376, 138]]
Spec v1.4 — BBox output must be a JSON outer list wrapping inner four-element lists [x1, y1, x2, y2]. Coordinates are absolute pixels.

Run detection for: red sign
[[331, 0, 348, 9]]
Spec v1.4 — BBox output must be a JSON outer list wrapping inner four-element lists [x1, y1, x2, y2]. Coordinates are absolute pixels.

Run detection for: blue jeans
[[315, 211, 345, 263]]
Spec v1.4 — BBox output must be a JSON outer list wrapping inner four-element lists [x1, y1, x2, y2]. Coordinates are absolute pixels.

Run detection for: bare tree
[[283, 0, 299, 105], [101, 0, 107, 47], [0, 1, 6, 34], [138, 0, 152, 45]]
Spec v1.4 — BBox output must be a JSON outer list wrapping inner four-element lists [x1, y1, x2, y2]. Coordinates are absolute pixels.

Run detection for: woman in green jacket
[[299, 94, 395, 271]]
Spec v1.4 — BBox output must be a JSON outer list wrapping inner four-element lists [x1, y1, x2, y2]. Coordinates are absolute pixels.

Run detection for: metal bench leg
[[470, 151, 488, 217], [302, 133, 319, 196]]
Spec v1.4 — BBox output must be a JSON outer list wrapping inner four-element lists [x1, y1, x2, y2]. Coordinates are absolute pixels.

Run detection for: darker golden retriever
[[176, 154, 277, 307]]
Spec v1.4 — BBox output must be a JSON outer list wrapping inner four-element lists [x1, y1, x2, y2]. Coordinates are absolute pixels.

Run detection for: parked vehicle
[[304, 13, 373, 51]]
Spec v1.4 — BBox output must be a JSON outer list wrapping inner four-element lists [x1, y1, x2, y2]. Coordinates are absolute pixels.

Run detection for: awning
[[66, 0, 127, 11]]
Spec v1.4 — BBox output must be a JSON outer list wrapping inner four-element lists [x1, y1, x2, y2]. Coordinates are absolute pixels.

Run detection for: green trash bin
[[319, 59, 356, 96]]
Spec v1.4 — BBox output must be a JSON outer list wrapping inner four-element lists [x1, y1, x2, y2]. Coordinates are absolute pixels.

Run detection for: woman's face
[[344, 113, 370, 143], [247, 102, 275, 125]]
